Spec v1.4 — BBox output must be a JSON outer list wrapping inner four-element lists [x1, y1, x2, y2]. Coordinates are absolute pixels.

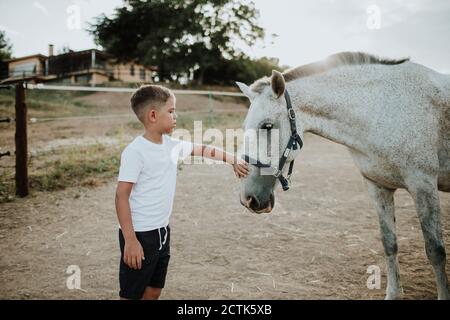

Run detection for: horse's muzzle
[[240, 193, 275, 214]]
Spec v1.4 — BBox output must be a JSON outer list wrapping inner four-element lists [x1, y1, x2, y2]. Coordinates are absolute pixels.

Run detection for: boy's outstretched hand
[[193, 144, 249, 178], [233, 158, 249, 178]]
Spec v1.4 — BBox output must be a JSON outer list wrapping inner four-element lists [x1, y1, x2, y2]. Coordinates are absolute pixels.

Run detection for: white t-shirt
[[118, 135, 193, 232]]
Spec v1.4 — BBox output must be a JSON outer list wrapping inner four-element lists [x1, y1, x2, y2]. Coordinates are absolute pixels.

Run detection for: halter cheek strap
[[243, 90, 303, 191]]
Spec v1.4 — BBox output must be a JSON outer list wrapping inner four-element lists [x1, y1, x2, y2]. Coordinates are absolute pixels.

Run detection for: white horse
[[236, 52, 450, 300]]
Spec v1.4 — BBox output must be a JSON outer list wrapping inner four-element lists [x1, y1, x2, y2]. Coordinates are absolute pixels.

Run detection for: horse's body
[[292, 61, 450, 192], [236, 52, 450, 299]]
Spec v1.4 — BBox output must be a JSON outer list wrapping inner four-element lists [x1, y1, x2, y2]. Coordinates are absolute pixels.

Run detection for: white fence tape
[[26, 84, 246, 97]]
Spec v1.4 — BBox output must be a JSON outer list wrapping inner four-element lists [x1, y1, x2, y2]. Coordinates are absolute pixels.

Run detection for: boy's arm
[[191, 144, 249, 178], [115, 182, 145, 270]]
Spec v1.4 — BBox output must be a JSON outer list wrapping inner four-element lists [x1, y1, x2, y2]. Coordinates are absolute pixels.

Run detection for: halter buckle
[[288, 109, 296, 120], [273, 168, 282, 178]]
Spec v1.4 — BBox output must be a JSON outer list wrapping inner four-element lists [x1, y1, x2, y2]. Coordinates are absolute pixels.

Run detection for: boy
[[115, 85, 249, 300]]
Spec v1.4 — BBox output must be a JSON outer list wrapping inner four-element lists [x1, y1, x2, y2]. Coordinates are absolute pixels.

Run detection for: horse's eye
[[261, 123, 273, 130]]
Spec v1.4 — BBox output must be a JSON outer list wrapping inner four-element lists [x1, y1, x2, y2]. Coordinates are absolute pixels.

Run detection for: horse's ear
[[236, 82, 257, 100], [271, 70, 285, 98]]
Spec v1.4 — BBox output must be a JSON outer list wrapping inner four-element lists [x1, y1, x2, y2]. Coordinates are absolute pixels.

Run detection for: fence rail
[[0, 151, 11, 158], [26, 83, 246, 97]]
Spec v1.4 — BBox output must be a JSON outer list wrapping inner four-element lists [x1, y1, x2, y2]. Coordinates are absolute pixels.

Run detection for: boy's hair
[[130, 85, 173, 123]]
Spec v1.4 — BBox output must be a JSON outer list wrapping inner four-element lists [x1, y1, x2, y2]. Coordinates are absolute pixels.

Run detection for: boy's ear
[[146, 109, 157, 123]]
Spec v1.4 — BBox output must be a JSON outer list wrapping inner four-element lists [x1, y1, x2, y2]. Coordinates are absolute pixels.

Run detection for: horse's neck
[[289, 70, 380, 153]]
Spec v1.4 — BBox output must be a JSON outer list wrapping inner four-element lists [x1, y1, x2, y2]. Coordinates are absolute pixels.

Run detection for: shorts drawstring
[[158, 226, 168, 251]]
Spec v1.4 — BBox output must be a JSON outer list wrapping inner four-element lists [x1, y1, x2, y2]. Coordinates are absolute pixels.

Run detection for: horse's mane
[[250, 52, 410, 93]]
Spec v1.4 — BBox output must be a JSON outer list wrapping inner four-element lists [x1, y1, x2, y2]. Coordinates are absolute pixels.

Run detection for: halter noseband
[[243, 90, 303, 191]]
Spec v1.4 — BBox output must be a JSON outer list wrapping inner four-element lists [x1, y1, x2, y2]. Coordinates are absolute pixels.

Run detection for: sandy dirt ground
[[0, 134, 448, 300]]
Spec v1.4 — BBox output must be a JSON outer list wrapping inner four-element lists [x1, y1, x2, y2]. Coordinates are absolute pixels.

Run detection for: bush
[[197, 56, 287, 86]]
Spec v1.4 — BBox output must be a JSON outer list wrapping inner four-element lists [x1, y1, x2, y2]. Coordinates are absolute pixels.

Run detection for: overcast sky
[[1, 0, 449, 73]]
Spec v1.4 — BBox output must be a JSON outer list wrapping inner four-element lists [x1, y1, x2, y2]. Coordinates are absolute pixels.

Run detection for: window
[[11, 62, 38, 77], [130, 65, 135, 76], [140, 68, 145, 80], [75, 74, 92, 84]]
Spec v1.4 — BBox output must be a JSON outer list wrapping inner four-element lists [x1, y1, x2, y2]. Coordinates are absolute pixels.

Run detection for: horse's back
[[399, 62, 450, 106], [428, 68, 450, 109], [374, 62, 450, 187]]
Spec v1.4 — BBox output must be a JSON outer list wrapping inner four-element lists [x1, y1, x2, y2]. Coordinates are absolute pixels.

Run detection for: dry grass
[[0, 143, 124, 203]]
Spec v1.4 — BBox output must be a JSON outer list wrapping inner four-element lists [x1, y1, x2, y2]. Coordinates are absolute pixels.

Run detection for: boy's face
[[154, 95, 177, 134]]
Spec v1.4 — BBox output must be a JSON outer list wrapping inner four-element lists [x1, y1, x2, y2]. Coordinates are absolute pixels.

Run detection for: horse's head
[[237, 70, 304, 214]]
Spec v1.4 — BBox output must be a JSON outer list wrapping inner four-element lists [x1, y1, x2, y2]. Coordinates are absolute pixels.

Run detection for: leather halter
[[243, 90, 303, 191]]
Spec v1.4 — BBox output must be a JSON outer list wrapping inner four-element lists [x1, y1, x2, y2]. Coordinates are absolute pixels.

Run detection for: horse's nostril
[[246, 196, 253, 208], [248, 196, 260, 210]]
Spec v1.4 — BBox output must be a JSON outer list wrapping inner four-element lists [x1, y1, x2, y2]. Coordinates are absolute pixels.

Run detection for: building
[[0, 44, 156, 86], [1, 53, 55, 84]]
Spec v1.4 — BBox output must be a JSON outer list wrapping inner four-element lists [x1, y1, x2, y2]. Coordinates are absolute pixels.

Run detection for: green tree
[[0, 30, 13, 60], [90, 0, 264, 84], [199, 56, 285, 85]]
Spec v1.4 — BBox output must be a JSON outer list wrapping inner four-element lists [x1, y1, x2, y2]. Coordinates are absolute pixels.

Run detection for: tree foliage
[[0, 30, 13, 61], [90, 0, 266, 84], [199, 56, 285, 85]]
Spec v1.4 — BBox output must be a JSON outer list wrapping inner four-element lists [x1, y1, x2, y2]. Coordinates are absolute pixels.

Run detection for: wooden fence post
[[15, 82, 29, 197]]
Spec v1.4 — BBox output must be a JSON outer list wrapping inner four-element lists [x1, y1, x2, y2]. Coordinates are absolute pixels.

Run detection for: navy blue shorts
[[118, 226, 170, 300]]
